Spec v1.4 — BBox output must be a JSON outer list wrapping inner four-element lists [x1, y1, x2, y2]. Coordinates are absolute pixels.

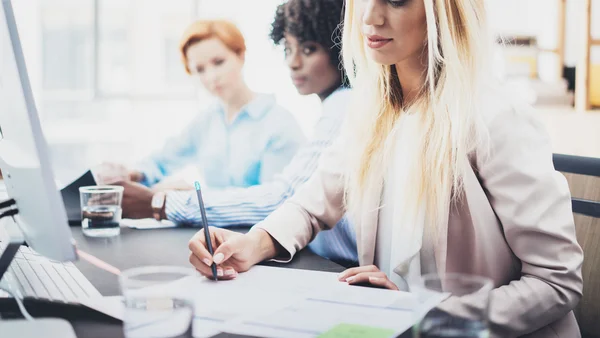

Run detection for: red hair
[[179, 20, 246, 74]]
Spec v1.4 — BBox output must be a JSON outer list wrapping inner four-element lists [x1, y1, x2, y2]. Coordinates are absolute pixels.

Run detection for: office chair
[[553, 153, 600, 338]]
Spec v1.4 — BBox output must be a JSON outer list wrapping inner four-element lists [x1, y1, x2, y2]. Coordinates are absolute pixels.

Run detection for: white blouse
[[375, 113, 427, 291]]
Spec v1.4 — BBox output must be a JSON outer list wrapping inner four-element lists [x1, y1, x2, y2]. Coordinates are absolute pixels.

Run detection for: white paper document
[[83, 266, 446, 338], [190, 266, 445, 337]]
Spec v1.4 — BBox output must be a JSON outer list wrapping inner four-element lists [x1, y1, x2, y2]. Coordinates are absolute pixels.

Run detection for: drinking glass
[[120, 266, 196, 338], [413, 273, 493, 338], [79, 185, 123, 237]]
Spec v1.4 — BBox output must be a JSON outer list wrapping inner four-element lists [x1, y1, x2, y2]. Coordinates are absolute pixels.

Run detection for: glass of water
[[120, 266, 196, 338], [79, 185, 123, 237], [413, 273, 493, 338]]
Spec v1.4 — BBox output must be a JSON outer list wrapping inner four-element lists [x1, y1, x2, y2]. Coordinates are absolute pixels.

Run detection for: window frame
[[40, 0, 201, 102]]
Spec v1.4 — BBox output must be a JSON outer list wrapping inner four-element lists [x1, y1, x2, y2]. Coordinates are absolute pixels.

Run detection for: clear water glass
[[79, 185, 123, 237], [120, 266, 196, 338], [413, 273, 493, 338]]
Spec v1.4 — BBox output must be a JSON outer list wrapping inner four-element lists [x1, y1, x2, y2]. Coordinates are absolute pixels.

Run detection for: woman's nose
[[204, 68, 219, 85], [286, 52, 302, 71], [362, 0, 385, 27]]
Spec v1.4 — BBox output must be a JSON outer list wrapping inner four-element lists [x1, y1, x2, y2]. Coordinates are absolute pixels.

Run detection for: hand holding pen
[[188, 181, 279, 280], [194, 181, 218, 281]]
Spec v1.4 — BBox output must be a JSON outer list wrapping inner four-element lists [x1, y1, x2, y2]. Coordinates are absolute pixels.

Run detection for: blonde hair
[[342, 0, 493, 232], [179, 20, 246, 74]]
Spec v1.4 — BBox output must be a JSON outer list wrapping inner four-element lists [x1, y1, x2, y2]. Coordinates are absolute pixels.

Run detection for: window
[[41, 0, 93, 94], [163, 22, 190, 85], [17, 0, 317, 183], [97, 0, 132, 95], [97, 0, 198, 97], [40, 0, 199, 99]]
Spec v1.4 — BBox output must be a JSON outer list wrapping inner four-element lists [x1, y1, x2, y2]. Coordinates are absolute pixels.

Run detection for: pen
[[194, 181, 218, 281]]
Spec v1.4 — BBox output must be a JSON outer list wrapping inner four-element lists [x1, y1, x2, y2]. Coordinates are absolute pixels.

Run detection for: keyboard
[[0, 245, 102, 303]]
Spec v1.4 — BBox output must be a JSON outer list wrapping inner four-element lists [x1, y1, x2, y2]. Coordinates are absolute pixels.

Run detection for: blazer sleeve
[[477, 103, 583, 336], [253, 139, 347, 262]]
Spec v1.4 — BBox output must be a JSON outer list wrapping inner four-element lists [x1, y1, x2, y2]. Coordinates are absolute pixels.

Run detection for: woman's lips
[[366, 35, 393, 49], [292, 76, 307, 86]]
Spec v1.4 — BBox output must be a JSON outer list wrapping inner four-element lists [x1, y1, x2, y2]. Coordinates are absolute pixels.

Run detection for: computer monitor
[[0, 0, 76, 262]]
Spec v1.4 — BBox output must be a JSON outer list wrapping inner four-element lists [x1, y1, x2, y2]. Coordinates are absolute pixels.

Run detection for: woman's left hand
[[338, 265, 399, 291]]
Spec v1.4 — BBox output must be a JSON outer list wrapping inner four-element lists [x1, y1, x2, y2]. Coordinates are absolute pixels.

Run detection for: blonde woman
[[188, 1, 583, 336]]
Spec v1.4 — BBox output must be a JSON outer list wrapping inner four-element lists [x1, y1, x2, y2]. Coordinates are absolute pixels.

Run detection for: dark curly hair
[[270, 0, 347, 85]]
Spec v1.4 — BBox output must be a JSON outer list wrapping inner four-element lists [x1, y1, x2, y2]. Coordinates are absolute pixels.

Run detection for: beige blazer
[[255, 93, 584, 338]]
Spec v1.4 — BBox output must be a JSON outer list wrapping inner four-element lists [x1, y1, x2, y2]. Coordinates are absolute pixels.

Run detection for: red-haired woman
[[99, 20, 304, 193]]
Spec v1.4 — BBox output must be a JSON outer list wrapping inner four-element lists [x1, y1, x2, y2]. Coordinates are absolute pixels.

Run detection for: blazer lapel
[[433, 160, 480, 277], [357, 183, 383, 266], [356, 179, 449, 271], [431, 159, 479, 277], [357, 159, 482, 276]]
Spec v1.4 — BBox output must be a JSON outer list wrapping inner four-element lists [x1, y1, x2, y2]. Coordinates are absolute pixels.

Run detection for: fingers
[[88, 193, 120, 205], [188, 227, 249, 274], [338, 265, 380, 281], [345, 272, 399, 291], [188, 227, 234, 265], [188, 230, 215, 265], [212, 234, 245, 265], [367, 276, 399, 290], [189, 254, 238, 280], [338, 265, 399, 291], [129, 171, 144, 183], [220, 265, 238, 279], [94, 163, 130, 184], [189, 253, 213, 276], [345, 271, 386, 284], [213, 229, 226, 247]]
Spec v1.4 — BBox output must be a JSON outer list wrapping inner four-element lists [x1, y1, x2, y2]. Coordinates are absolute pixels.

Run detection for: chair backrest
[[554, 154, 600, 338]]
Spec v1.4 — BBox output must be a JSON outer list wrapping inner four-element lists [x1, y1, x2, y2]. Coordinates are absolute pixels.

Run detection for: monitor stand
[[0, 211, 23, 282], [0, 213, 76, 337]]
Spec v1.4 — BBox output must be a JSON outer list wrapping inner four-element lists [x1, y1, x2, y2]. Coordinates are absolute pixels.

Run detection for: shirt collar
[[243, 93, 276, 119], [218, 93, 275, 121], [323, 87, 351, 105]]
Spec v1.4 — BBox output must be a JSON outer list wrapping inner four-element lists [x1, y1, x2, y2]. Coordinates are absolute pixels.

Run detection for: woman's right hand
[[188, 227, 278, 280]]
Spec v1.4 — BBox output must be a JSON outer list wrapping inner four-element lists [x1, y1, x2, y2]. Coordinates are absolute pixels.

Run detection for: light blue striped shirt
[[166, 88, 358, 265], [137, 94, 304, 190]]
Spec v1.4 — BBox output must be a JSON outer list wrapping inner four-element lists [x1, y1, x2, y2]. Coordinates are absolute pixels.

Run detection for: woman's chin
[[294, 87, 313, 96], [366, 50, 399, 66], [212, 90, 230, 102]]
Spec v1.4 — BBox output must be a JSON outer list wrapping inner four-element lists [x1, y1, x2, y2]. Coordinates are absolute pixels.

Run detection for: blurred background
[[10, 0, 600, 184]]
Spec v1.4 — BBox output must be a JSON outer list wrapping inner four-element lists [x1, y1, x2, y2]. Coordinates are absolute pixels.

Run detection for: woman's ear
[[238, 51, 246, 63]]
